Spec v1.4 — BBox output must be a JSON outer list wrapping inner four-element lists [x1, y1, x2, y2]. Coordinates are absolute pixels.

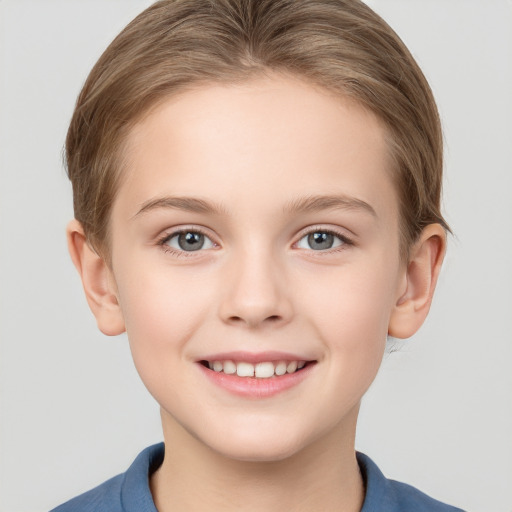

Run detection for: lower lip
[[198, 363, 315, 399]]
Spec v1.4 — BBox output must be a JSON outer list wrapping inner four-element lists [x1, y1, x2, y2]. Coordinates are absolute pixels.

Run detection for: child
[[52, 0, 465, 510]]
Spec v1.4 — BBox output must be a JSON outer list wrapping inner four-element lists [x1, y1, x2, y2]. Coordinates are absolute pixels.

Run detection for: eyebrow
[[133, 194, 377, 218], [134, 196, 228, 218], [283, 194, 377, 217]]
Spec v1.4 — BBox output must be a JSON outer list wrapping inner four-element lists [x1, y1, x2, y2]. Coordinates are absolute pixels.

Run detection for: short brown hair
[[66, 0, 449, 259]]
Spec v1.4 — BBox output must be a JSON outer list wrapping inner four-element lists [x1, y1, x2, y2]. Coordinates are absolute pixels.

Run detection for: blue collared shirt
[[50, 443, 465, 511]]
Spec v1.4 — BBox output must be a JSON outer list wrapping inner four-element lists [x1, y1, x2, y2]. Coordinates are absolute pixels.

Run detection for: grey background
[[1, 1, 511, 511]]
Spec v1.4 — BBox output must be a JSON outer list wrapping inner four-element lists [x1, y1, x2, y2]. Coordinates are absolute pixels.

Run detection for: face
[[108, 75, 406, 461]]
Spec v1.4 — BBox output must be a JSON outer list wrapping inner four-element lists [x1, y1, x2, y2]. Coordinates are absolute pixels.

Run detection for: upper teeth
[[208, 360, 306, 378]]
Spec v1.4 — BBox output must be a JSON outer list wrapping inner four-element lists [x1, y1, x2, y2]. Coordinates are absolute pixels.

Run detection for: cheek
[[114, 265, 213, 382], [300, 259, 397, 332], [306, 276, 391, 408], [296, 259, 398, 374]]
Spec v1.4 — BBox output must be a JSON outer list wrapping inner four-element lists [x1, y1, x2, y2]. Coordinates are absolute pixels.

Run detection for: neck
[[151, 407, 364, 512]]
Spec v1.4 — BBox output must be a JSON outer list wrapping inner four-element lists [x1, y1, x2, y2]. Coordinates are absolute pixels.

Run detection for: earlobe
[[388, 224, 446, 339], [66, 219, 126, 336]]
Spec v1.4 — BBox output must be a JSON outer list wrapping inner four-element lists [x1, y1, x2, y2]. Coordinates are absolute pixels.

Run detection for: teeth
[[255, 362, 274, 378], [223, 360, 236, 374], [236, 362, 255, 377], [286, 361, 298, 373], [207, 360, 308, 378], [275, 361, 287, 376]]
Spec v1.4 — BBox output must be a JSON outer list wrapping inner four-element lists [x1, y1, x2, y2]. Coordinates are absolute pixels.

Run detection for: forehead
[[117, 74, 398, 225]]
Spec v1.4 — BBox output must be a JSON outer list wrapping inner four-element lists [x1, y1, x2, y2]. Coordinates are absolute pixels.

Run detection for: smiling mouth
[[200, 360, 314, 379]]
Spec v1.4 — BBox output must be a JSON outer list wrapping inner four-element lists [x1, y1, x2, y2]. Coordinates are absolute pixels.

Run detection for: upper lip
[[198, 350, 315, 364]]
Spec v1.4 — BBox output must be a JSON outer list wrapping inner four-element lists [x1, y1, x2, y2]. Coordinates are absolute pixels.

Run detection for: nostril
[[227, 314, 282, 325]]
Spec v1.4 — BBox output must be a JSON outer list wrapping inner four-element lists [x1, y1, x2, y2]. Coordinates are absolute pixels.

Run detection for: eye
[[163, 230, 215, 252], [296, 230, 349, 251]]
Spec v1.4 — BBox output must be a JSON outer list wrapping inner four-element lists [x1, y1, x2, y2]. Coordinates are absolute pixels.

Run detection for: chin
[[213, 438, 303, 463], [199, 421, 311, 463]]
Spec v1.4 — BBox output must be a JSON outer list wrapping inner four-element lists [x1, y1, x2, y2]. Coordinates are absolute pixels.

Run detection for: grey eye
[[166, 231, 214, 252], [297, 231, 344, 251]]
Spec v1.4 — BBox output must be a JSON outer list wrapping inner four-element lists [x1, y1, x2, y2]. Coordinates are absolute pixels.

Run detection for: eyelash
[[156, 226, 354, 257], [294, 226, 354, 254], [157, 227, 217, 258]]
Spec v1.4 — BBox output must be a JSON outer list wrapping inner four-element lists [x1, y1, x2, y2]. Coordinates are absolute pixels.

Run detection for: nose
[[218, 247, 293, 329]]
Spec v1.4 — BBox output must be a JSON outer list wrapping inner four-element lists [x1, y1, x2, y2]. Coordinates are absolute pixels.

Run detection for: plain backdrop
[[1, 1, 511, 511]]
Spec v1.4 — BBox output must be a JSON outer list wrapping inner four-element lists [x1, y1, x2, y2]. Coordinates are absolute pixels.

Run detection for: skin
[[68, 74, 446, 511]]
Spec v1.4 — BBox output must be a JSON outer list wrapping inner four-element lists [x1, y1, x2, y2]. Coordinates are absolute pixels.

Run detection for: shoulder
[[357, 452, 466, 512], [50, 443, 164, 512], [384, 478, 466, 512], [50, 474, 124, 512]]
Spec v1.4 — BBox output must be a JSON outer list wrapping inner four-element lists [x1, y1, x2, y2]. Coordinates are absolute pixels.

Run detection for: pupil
[[178, 232, 204, 251], [308, 232, 333, 250]]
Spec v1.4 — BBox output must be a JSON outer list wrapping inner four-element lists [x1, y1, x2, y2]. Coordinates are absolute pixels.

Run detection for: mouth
[[199, 359, 313, 378], [197, 353, 317, 398]]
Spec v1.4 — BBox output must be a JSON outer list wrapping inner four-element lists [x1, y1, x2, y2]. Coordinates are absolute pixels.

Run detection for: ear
[[66, 219, 126, 336], [388, 224, 446, 339]]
